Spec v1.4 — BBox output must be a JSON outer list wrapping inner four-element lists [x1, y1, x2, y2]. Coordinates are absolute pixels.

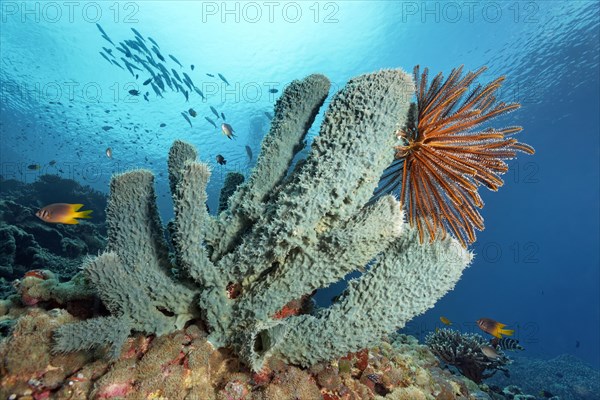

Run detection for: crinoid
[[374, 65, 535, 247]]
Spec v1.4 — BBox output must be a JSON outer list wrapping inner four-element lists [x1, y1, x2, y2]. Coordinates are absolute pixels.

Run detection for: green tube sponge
[[168, 139, 198, 195], [210, 74, 331, 257], [53, 171, 200, 357], [264, 228, 472, 368], [106, 170, 172, 274], [51, 69, 486, 374], [217, 69, 414, 285], [218, 172, 245, 214], [54, 315, 132, 359], [234, 195, 404, 322], [171, 159, 215, 285]]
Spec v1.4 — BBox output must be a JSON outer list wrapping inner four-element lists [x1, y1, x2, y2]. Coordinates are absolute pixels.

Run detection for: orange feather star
[[374, 65, 535, 247]]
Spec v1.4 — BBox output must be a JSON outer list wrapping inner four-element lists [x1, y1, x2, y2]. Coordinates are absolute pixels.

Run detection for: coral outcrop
[[426, 328, 511, 384], [0, 307, 491, 400], [49, 70, 472, 373]]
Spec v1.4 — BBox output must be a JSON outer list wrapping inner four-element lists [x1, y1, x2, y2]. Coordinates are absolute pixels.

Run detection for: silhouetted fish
[[143, 78, 153, 86], [99, 52, 113, 65], [171, 68, 182, 82], [216, 154, 226, 165], [151, 46, 165, 62], [169, 54, 183, 68], [205, 117, 217, 129], [181, 112, 192, 127], [218, 73, 230, 86], [245, 145, 253, 161], [210, 106, 220, 119], [147, 37, 160, 48], [111, 59, 124, 70], [131, 27, 145, 41], [96, 24, 115, 45], [194, 87, 205, 99]]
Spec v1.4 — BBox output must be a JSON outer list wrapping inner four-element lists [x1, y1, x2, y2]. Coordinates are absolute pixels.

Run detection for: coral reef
[[426, 328, 511, 384], [0, 175, 107, 291], [0, 306, 504, 399], [48, 70, 474, 373]]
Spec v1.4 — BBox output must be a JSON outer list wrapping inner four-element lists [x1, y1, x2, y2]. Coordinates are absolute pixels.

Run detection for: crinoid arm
[[374, 65, 535, 247]]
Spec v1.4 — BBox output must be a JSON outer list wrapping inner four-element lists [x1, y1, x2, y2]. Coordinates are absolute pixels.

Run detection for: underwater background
[[1, 0, 598, 394]]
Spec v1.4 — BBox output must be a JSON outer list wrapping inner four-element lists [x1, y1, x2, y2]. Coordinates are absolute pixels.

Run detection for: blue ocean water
[[1, 0, 598, 374]]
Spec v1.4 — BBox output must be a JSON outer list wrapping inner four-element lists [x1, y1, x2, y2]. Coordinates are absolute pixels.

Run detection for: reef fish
[[439, 316, 452, 326], [35, 203, 93, 225], [205, 117, 217, 129], [106, 147, 113, 159], [491, 337, 524, 351], [27, 164, 41, 170], [188, 108, 197, 117], [181, 112, 192, 127], [216, 154, 227, 165], [147, 37, 159, 48], [477, 318, 514, 339], [480, 345, 501, 360], [218, 73, 230, 86], [169, 54, 183, 68], [221, 123, 236, 139], [210, 106, 220, 119], [131, 27, 145, 41]]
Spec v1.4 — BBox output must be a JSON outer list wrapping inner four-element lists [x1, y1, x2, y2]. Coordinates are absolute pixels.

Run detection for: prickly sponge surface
[[42, 70, 474, 375]]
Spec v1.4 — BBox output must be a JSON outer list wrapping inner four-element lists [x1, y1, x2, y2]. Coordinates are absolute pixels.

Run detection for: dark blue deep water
[[1, 0, 599, 383]]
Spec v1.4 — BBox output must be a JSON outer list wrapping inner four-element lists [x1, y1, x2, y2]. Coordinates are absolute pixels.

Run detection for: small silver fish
[[481, 345, 501, 360], [106, 147, 113, 159], [221, 123, 236, 139]]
